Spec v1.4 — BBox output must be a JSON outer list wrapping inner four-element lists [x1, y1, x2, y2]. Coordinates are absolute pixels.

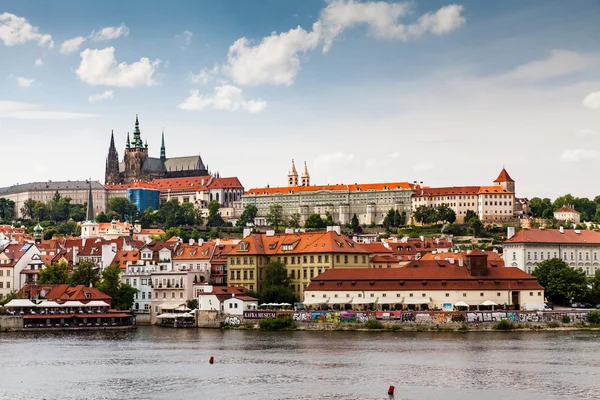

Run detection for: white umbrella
[[61, 301, 86, 307], [454, 301, 470, 307], [85, 301, 110, 307], [36, 301, 62, 308], [481, 300, 498, 306], [4, 299, 37, 308]]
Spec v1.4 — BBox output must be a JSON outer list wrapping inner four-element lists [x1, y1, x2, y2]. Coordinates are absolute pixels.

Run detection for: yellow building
[[227, 228, 371, 300]]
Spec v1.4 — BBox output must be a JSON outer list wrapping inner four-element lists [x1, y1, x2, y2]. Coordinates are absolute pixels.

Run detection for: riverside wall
[[0, 316, 24, 332]]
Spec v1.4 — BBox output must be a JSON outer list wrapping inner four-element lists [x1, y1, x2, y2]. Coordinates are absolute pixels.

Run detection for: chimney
[[559, 226, 564, 234], [285, 228, 294, 234], [243, 228, 251, 239], [419, 235, 424, 242], [198, 238, 204, 246], [266, 230, 275, 237], [215, 238, 220, 246], [189, 238, 195, 246], [458, 257, 463, 267], [327, 226, 341, 235], [507, 226, 515, 240]]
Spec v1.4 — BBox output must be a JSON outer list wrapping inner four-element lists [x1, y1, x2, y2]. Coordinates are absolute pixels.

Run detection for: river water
[[1, 327, 599, 400]]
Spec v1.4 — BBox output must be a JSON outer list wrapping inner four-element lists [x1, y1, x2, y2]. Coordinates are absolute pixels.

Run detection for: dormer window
[[239, 242, 249, 251]]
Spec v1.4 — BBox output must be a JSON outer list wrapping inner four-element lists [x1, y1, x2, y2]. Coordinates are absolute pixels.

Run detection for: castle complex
[[105, 116, 209, 185]]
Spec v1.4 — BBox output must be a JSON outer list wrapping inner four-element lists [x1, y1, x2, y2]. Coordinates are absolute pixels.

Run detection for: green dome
[[34, 223, 43, 233]]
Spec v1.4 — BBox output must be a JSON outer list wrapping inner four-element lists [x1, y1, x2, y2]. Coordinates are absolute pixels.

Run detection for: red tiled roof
[[113, 250, 140, 269], [421, 251, 503, 262], [505, 228, 600, 244], [371, 255, 399, 263], [494, 168, 514, 183], [360, 242, 393, 254], [306, 262, 542, 292], [554, 206, 579, 214], [44, 284, 112, 305], [173, 243, 215, 260], [231, 231, 371, 255], [415, 186, 512, 196], [138, 229, 165, 235], [245, 182, 414, 196], [208, 177, 243, 189]]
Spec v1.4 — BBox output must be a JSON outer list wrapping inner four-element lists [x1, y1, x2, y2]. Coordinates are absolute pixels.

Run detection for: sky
[[0, 0, 599, 199]]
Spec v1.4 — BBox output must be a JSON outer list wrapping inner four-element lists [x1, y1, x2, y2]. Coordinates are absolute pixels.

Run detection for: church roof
[[0, 180, 104, 195], [141, 157, 166, 172], [164, 156, 206, 172], [494, 168, 514, 183]]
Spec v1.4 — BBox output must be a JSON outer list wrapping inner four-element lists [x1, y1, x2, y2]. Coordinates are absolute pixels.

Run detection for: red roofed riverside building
[[553, 205, 581, 224], [304, 251, 544, 311], [412, 168, 518, 223], [227, 228, 371, 300], [503, 227, 600, 276]]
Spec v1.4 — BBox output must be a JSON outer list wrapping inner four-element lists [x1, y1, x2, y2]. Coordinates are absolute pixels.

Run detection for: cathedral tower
[[123, 115, 149, 182], [494, 167, 515, 193], [105, 130, 121, 185], [301, 161, 310, 186], [288, 159, 298, 186], [160, 129, 166, 162]]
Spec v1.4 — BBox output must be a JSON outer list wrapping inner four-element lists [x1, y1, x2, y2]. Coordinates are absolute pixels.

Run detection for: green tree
[[69, 203, 87, 222], [469, 217, 484, 236], [304, 213, 325, 229], [70, 261, 100, 287], [288, 213, 301, 228], [107, 197, 138, 221], [186, 299, 199, 310], [21, 199, 37, 219], [33, 202, 49, 221], [96, 212, 111, 223], [265, 204, 284, 232], [0, 291, 23, 306], [43, 227, 58, 240], [413, 205, 437, 224], [437, 204, 456, 224], [97, 264, 138, 310], [259, 260, 297, 304], [207, 200, 225, 227], [323, 211, 334, 226], [464, 209, 478, 223], [0, 198, 15, 222], [37, 260, 70, 284], [139, 207, 157, 228], [350, 214, 360, 232], [532, 258, 589, 305], [529, 197, 553, 218], [237, 204, 258, 227]]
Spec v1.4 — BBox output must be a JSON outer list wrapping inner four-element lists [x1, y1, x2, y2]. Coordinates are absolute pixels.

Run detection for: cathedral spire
[[109, 130, 116, 150], [132, 114, 143, 148], [126, 132, 130, 148], [160, 129, 166, 161], [105, 131, 120, 185], [86, 181, 95, 221]]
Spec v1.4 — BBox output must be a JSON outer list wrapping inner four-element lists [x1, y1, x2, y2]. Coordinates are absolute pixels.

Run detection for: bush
[[365, 319, 384, 330], [386, 324, 402, 332], [493, 320, 515, 331], [451, 314, 466, 322], [458, 322, 469, 331], [547, 321, 560, 328], [586, 310, 600, 324], [259, 316, 296, 331], [561, 315, 571, 324]]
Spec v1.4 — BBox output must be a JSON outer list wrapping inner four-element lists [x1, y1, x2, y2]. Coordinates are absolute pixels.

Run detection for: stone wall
[[197, 310, 221, 328], [0, 316, 24, 332]]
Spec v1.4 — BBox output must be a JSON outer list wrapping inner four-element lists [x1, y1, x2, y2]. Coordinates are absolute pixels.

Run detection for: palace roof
[[505, 228, 600, 245], [245, 182, 414, 196]]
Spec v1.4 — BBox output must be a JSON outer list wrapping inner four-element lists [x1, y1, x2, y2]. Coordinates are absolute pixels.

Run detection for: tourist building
[[553, 205, 581, 224], [196, 284, 248, 312], [105, 116, 209, 184], [0, 243, 41, 296], [227, 227, 371, 300], [304, 251, 544, 311], [412, 168, 517, 223], [503, 227, 600, 276], [243, 161, 414, 226]]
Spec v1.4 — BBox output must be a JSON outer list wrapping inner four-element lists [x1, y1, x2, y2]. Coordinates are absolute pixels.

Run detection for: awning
[[85, 301, 110, 307], [157, 312, 195, 319], [377, 298, 404, 305], [303, 297, 329, 305], [4, 299, 37, 308], [159, 303, 185, 310], [481, 300, 498, 306], [36, 301, 62, 308], [61, 301, 86, 307], [454, 301, 470, 307], [174, 305, 190, 311], [328, 297, 353, 304], [351, 298, 377, 305], [403, 297, 432, 305]]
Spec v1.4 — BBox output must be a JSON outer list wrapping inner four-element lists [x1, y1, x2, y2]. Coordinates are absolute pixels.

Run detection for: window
[[463, 293, 467, 297], [126, 279, 130, 285], [172, 292, 175, 298], [336, 255, 340, 263], [180, 293, 184, 298], [310, 256, 314, 263], [133, 279, 137, 286], [231, 270, 235, 280], [325, 255, 329, 263], [370, 293, 374, 297], [250, 270, 254, 280], [163, 292, 166, 298], [382, 293, 386, 297], [480, 293, 484, 297], [243, 271, 248, 280], [538, 292, 541, 296], [354, 256, 358, 263], [422, 293, 426, 297], [303, 269, 307, 279], [497, 293, 501, 296], [362, 256, 366, 263], [142, 292, 146, 299], [318, 256, 322, 263], [236, 271, 241, 280], [397, 293, 401, 297], [530, 292, 533, 296], [344, 255, 348, 264], [234, 303, 238, 308], [409, 293, 413, 297], [303, 256, 308, 263]]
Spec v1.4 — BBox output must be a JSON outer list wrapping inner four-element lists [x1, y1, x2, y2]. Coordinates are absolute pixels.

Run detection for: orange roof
[[505, 228, 600, 244], [43, 284, 112, 305], [360, 242, 393, 254], [105, 181, 158, 190], [173, 242, 215, 260], [138, 228, 166, 235], [152, 176, 211, 192], [371, 255, 399, 263], [208, 177, 244, 189], [554, 206, 579, 214], [230, 231, 371, 256], [421, 251, 503, 262], [245, 182, 414, 196], [415, 186, 512, 196], [113, 250, 141, 269], [494, 168, 514, 183]]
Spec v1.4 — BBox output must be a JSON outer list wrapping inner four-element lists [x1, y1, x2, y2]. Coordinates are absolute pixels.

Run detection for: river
[[0, 327, 599, 399]]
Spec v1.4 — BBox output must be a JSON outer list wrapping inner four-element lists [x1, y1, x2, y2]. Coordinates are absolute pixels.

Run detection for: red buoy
[[209, 356, 214, 364], [388, 386, 395, 395]]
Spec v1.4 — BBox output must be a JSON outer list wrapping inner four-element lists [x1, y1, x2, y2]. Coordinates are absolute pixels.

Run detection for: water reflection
[[1, 328, 599, 399]]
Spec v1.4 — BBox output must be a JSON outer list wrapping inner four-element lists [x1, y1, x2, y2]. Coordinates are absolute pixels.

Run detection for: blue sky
[[0, 0, 599, 198]]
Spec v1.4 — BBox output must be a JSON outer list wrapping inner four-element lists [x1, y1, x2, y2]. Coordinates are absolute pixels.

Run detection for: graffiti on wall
[[224, 316, 241, 326]]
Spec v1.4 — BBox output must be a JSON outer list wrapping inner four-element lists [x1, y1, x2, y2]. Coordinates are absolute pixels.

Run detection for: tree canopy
[[265, 204, 284, 232], [258, 260, 296, 304], [0, 198, 15, 222], [207, 200, 224, 227], [37, 261, 70, 284], [304, 213, 325, 229], [97, 264, 138, 310], [532, 258, 589, 304], [236, 204, 258, 227], [70, 261, 100, 287], [107, 197, 139, 222]]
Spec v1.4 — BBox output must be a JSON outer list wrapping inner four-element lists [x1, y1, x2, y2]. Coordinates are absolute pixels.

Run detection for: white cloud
[[177, 85, 266, 113], [505, 50, 600, 81], [176, 30, 193, 50], [576, 128, 597, 138], [15, 77, 34, 88], [76, 47, 160, 87], [314, 151, 354, 170], [413, 163, 435, 172], [560, 149, 598, 162], [88, 90, 114, 102], [365, 152, 401, 169], [583, 90, 600, 110], [34, 58, 43, 67], [0, 100, 97, 119], [190, 66, 219, 85], [0, 12, 53, 48], [319, 1, 465, 52], [60, 36, 86, 54], [219, 1, 465, 86], [223, 26, 321, 86], [90, 25, 129, 41]]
